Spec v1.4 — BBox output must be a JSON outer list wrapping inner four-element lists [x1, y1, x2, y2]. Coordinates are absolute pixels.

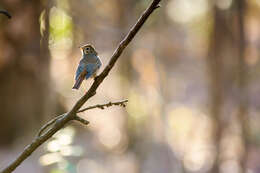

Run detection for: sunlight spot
[[183, 148, 213, 172], [49, 5, 73, 59], [77, 159, 105, 173], [39, 153, 63, 166], [98, 126, 122, 149], [60, 146, 84, 156], [220, 160, 241, 173], [167, 0, 209, 24], [39, 10, 46, 37], [126, 89, 149, 122], [216, 0, 233, 10], [252, 0, 260, 7], [54, 126, 75, 146], [47, 140, 61, 152], [57, 133, 73, 145]]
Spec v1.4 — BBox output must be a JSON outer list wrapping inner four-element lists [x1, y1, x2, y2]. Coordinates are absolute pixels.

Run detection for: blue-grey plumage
[[72, 44, 102, 89]]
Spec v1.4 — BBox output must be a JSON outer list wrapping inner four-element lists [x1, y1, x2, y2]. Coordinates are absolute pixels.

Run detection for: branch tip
[[77, 99, 128, 113], [155, 4, 161, 9], [0, 10, 11, 19]]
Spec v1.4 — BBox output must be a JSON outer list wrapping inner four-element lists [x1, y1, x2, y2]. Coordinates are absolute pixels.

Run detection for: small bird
[[72, 44, 102, 89]]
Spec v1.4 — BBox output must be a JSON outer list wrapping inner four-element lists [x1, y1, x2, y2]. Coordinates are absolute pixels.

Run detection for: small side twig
[[0, 10, 11, 19], [37, 100, 128, 137], [77, 99, 128, 113], [74, 116, 90, 125]]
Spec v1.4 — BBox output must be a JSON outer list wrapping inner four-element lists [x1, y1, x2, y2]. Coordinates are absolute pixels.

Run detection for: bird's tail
[[72, 77, 84, 89]]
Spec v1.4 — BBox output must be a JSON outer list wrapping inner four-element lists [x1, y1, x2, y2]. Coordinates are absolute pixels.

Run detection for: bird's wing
[[73, 69, 87, 89], [75, 61, 85, 80], [73, 66, 87, 90]]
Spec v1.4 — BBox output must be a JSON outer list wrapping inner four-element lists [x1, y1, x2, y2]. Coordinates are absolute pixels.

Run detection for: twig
[[0, 10, 11, 19], [74, 116, 90, 125], [37, 100, 128, 137], [0, 1, 161, 172], [77, 99, 128, 113]]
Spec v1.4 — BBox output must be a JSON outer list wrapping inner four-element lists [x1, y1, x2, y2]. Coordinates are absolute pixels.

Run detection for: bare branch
[[77, 99, 128, 113], [37, 114, 65, 137], [0, 1, 161, 172], [37, 100, 128, 137]]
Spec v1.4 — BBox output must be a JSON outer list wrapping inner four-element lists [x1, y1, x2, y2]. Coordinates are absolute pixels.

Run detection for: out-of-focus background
[[0, 0, 260, 173]]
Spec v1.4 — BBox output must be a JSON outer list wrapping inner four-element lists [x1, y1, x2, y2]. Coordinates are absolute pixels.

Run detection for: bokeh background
[[1, 0, 260, 173]]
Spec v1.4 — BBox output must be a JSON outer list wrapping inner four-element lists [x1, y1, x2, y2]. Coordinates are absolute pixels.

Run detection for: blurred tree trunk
[[208, 1, 249, 173], [207, 6, 225, 173], [0, 0, 52, 146], [236, 0, 249, 172], [207, 4, 236, 173]]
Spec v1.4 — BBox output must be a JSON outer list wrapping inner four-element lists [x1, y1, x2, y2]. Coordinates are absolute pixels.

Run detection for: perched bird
[[72, 44, 102, 89]]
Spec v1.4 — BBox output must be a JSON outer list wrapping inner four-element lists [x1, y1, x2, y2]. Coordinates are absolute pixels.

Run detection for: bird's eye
[[84, 47, 90, 54]]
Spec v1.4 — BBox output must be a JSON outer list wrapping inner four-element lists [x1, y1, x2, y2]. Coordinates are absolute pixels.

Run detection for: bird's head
[[79, 44, 97, 55]]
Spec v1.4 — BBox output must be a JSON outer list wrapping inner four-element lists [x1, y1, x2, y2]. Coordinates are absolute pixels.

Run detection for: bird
[[72, 44, 102, 89]]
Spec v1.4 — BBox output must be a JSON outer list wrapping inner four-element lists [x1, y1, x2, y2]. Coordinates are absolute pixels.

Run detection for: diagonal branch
[[0, 1, 161, 172], [37, 114, 65, 137]]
